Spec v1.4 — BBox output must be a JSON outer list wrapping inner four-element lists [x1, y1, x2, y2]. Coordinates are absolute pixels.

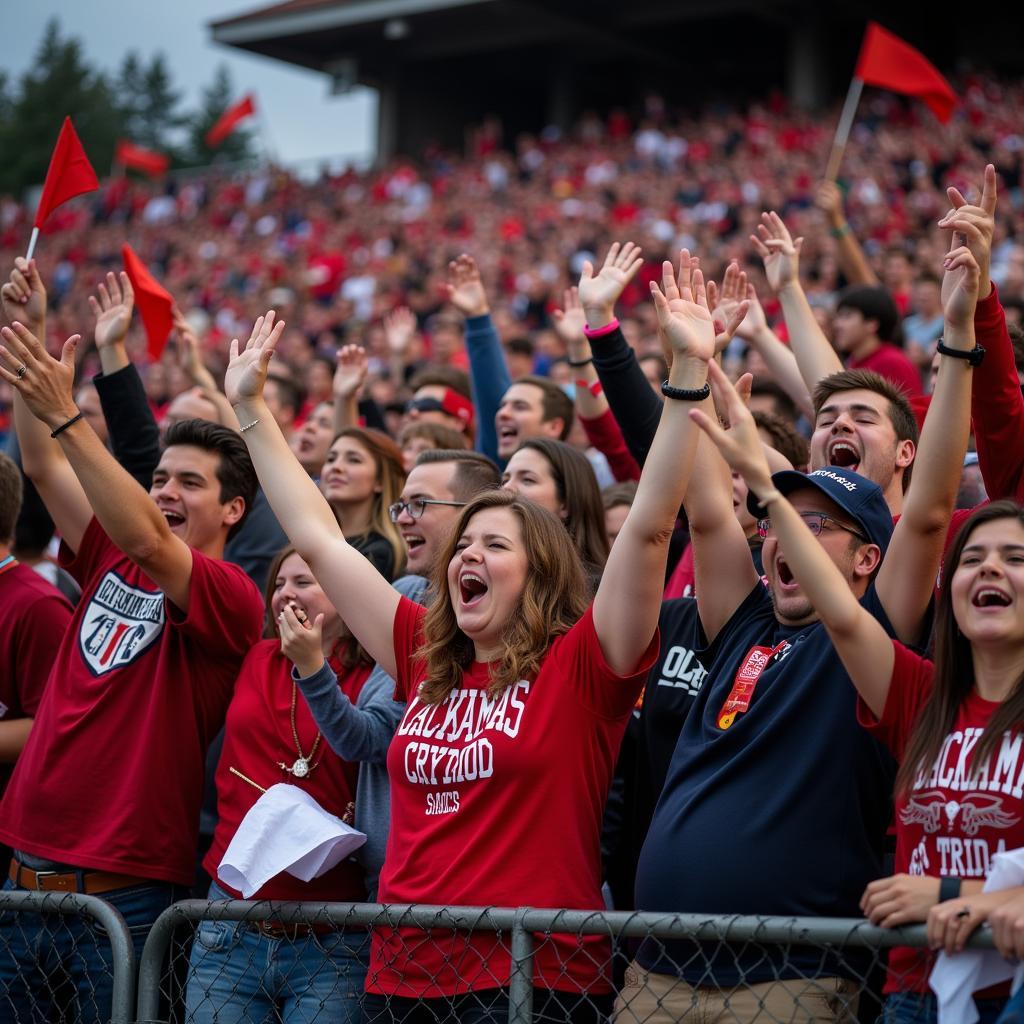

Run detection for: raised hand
[[172, 307, 217, 389], [750, 212, 802, 293], [333, 344, 368, 401], [689, 360, 774, 496], [648, 250, 716, 364], [383, 306, 417, 356], [579, 242, 643, 326], [551, 286, 588, 352], [1, 258, 47, 334], [89, 272, 135, 351], [938, 163, 997, 300], [940, 245, 981, 333], [444, 255, 489, 318], [0, 322, 80, 430], [707, 262, 751, 354], [814, 180, 845, 228], [226, 312, 285, 407]]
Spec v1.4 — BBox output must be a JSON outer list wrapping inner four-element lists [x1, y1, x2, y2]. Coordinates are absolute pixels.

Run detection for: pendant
[[290, 757, 310, 778]]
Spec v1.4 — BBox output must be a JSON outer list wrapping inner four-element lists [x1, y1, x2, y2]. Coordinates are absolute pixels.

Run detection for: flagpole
[[824, 77, 865, 182], [25, 228, 39, 262]]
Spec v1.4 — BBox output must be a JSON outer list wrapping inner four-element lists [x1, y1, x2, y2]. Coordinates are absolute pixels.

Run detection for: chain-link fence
[[0, 887, 136, 1024], [132, 900, 1000, 1024]]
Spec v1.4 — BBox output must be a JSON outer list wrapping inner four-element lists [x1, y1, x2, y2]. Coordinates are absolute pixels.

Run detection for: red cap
[[441, 389, 475, 427]]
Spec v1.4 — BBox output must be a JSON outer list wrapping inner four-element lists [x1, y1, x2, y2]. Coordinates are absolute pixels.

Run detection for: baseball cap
[[746, 466, 894, 554]]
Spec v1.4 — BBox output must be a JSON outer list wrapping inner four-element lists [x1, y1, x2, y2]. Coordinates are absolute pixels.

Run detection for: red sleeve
[[971, 284, 1024, 501], [58, 517, 112, 586], [392, 595, 428, 702], [553, 605, 659, 720], [16, 593, 73, 715], [855, 639, 935, 759], [166, 550, 264, 658], [579, 409, 641, 482]]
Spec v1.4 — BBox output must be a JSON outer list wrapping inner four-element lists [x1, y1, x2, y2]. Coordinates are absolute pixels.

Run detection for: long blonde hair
[[417, 490, 589, 703]]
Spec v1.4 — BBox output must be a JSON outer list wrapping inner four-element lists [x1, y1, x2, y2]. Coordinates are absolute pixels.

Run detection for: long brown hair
[[329, 427, 407, 580], [518, 438, 610, 573], [263, 545, 372, 671], [896, 501, 1024, 795], [417, 490, 589, 704]]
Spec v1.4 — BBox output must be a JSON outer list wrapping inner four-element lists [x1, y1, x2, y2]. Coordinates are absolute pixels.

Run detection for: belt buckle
[[30, 870, 69, 892]]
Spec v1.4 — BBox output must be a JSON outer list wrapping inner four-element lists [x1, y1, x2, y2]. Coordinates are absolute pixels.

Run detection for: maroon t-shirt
[[849, 344, 923, 398], [0, 561, 73, 795]]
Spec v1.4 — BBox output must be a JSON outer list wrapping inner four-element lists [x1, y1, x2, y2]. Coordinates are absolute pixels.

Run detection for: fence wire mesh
[[0, 888, 136, 1024], [131, 900, 1000, 1024]]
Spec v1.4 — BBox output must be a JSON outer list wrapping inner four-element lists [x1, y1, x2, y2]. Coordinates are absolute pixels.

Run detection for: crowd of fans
[[2, 77, 1024, 1024]]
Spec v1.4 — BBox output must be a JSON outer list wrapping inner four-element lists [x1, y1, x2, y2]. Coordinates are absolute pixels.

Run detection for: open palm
[[650, 252, 716, 362], [225, 312, 285, 405], [90, 272, 134, 350]]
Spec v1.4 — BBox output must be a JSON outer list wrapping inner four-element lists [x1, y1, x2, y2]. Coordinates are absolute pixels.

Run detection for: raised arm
[[226, 313, 401, 678], [815, 181, 880, 287], [875, 239, 983, 643], [593, 252, 715, 674], [752, 211, 844, 391], [1, 260, 92, 554], [332, 344, 368, 433], [446, 255, 510, 463], [692, 360, 894, 717], [0, 322, 204, 610], [173, 308, 239, 430]]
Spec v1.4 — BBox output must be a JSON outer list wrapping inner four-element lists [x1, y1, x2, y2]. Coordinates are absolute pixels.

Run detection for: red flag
[[122, 244, 174, 360], [205, 95, 256, 148], [34, 117, 100, 229], [855, 22, 956, 123], [114, 140, 169, 178]]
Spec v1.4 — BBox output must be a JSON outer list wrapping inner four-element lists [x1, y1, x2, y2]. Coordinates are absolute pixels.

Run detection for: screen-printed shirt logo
[[79, 570, 165, 676]]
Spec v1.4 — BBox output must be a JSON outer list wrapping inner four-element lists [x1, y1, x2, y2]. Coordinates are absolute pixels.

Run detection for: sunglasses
[[405, 397, 446, 415]]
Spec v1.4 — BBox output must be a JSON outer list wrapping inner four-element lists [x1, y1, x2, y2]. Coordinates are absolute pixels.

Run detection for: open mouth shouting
[[497, 424, 519, 453], [827, 439, 861, 472], [972, 587, 1011, 609], [459, 572, 489, 607], [774, 557, 799, 591], [160, 508, 186, 531]]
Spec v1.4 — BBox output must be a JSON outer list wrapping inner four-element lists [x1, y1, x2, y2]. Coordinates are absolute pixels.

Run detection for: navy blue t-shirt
[[634, 581, 897, 985]]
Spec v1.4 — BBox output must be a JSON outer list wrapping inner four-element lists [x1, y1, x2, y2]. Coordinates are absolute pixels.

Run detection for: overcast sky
[[2, 0, 376, 168]]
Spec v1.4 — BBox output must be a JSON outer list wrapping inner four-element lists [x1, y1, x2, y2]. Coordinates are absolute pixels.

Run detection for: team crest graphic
[[901, 789, 1021, 836], [79, 571, 165, 676]]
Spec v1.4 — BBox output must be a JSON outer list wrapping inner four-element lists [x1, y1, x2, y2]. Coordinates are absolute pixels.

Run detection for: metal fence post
[[0, 889, 136, 1024], [136, 902, 191, 1024], [508, 906, 534, 1024]]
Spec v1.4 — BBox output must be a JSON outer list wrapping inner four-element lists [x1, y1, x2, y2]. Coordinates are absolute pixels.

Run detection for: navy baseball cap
[[747, 466, 894, 554]]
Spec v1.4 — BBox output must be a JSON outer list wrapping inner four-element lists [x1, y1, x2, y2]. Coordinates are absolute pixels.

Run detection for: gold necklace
[[278, 680, 322, 779]]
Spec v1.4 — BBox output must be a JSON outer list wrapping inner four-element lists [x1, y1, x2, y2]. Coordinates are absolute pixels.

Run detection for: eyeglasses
[[388, 498, 467, 522], [757, 511, 870, 544], [405, 397, 446, 415]]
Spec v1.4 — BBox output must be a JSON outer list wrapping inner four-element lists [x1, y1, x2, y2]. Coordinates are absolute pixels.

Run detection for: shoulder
[[5, 564, 73, 611]]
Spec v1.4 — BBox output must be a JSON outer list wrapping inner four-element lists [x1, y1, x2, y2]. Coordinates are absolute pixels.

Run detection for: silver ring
[[15, 365, 26, 380]]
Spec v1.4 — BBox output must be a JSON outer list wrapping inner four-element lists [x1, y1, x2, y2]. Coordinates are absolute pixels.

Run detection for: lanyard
[[0, 555, 17, 579], [717, 639, 790, 730]]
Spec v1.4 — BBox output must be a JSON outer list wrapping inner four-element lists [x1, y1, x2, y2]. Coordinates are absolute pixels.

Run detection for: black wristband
[[50, 411, 84, 439], [938, 877, 962, 902], [661, 379, 711, 402], [936, 339, 986, 367], [566, 357, 593, 368]]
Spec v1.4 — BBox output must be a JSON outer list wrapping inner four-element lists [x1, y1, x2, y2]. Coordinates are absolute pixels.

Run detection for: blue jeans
[[880, 990, 1007, 1024], [0, 873, 180, 1024], [185, 881, 368, 1024], [997, 985, 1024, 1024]]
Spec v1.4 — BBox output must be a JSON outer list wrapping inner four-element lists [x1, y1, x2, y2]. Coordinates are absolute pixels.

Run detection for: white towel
[[218, 783, 366, 898], [930, 848, 1024, 1023]]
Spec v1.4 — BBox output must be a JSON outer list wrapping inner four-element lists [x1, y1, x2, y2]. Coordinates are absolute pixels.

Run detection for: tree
[[187, 65, 257, 165], [0, 19, 120, 194]]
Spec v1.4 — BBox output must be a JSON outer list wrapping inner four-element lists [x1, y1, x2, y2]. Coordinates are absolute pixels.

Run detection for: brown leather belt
[[249, 919, 336, 940], [9, 859, 150, 895]]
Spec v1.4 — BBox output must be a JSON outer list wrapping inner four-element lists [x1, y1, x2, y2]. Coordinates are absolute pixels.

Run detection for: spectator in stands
[[290, 401, 335, 480], [263, 372, 302, 442], [320, 427, 406, 581], [404, 367, 476, 443], [185, 545, 374, 1024], [495, 375, 574, 461], [602, 480, 637, 548], [397, 421, 469, 472], [502, 437, 609, 589], [0, 259, 263, 1023], [224, 242, 713, 1022], [903, 273, 945, 370]]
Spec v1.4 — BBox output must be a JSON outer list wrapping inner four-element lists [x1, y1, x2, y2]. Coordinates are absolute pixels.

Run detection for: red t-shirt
[[858, 641, 1024, 993], [0, 562, 73, 795], [848, 344, 923, 398], [204, 640, 370, 902], [368, 598, 658, 998], [0, 519, 264, 886]]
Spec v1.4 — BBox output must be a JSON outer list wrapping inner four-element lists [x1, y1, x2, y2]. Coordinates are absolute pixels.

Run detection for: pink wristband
[[583, 318, 620, 339], [575, 379, 604, 397]]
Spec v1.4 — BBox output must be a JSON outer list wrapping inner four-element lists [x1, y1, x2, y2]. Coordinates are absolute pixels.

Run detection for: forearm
[[746, 326, 815, 418], [833, 230, 880, 287], [333, 394, 359, 433], [465, 313, 510, 463], [296, 663, 401, 764], [0, 718, 33, 762], [580, 408, 641, 482], [95, 363, 160, 488], [97, 342, 130, 377], [776, 281, 844, 390], [590, 325, 662, 465]]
